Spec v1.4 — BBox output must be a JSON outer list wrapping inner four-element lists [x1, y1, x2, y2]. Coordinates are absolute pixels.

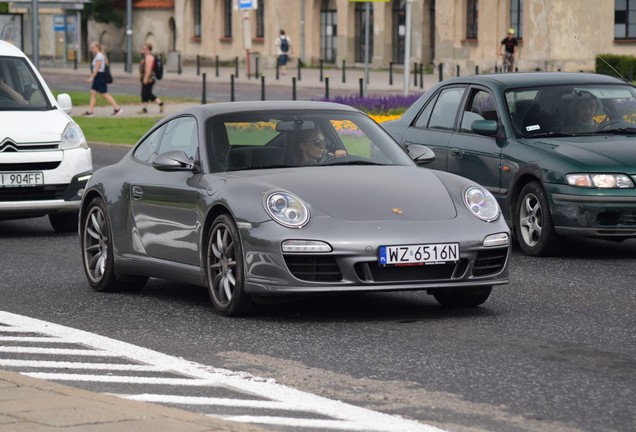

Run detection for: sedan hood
[[1, 109, 70, 143], [525, 135, 636, 171], [231, 166, 458, 221]]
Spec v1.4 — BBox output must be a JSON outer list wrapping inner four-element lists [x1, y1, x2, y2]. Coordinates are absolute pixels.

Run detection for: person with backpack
[[137, 43, 164, 114], [275, 30, 292, 75]]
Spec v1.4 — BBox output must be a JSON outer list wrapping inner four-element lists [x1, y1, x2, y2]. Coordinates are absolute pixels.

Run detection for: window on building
[[355, 2, 374, 63], [193, 0, 201, 38], [320, 0, 337, 63], [392, 0, 406, 63], [256, 0, 264, 38], [510, 0, 523, 39], [466, 0, 478, 40], [224, 0, 232, 38], [615, 0, 636, 39]]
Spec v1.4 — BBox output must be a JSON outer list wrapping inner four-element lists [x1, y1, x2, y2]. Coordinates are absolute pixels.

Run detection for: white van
[[0, 40, 92, 232]]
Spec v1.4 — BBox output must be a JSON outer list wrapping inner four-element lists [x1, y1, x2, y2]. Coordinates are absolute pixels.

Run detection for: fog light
[[483, 233, 509, 247], [282, 240, 332, 253]]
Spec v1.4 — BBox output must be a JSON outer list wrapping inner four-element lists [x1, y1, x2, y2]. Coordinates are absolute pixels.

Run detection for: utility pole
[[403, 0, 413, 96], [31, 0, 39, 68], [126, 0, 132, 73]]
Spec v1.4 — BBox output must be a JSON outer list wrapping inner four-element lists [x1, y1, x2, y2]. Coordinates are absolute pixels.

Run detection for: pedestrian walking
[[137, 43, 164, 114], [84, 41, 122, 117], [275, 30, 292, 75]]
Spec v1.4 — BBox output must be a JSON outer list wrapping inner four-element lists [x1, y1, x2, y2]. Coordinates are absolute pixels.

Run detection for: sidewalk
[[0, 369, 266, 431]]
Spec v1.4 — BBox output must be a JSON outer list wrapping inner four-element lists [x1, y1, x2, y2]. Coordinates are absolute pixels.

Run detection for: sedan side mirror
[[152, 150, 196, 171], [471, 119, 498, 136], [406, 144, 436, 165]]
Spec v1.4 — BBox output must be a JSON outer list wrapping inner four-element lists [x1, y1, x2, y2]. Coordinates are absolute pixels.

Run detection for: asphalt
[[0, 61, 438, 431]]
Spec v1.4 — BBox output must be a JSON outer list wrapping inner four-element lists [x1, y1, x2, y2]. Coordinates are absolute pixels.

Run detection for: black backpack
[[280, 37, 289, 53], [153, 54, 164, 80]]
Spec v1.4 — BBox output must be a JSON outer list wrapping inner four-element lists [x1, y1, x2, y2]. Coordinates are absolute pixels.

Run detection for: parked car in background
[[383, 72, 636, 256], [0, 40, 92, 232], [79, 101, 510, 316]]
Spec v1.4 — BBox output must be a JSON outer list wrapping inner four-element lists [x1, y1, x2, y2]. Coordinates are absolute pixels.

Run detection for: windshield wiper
[[323, 160, 385, 166], [522, 131, 575, 138], [594, 127, 636, 135]]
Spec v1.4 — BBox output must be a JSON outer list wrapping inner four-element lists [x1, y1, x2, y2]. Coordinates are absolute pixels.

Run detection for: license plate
[[0, 172, 44, 187], [379, 243, 459, 266]]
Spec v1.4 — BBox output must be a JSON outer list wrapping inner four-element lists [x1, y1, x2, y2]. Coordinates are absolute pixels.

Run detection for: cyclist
[[500, 28, 519, 72]]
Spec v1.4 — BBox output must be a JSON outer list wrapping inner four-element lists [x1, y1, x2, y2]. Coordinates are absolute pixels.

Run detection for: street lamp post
[[126, 0, 132, 73], [31, 0, 39, 68]]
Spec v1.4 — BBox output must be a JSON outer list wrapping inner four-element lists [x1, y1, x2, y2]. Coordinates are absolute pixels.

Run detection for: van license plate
[[0, 172, 44, 187]]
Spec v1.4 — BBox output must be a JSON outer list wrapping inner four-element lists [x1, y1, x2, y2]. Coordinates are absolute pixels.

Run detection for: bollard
[[261, 76, 265, 100], [196, 55, 200, 76], [123, 52, 127, 72], [235, 57, 239, 78], [297, 58, 302, 81], [178, 53, 182, 75], [230, 74, 235, 102], [414, 62, 418, 86], [495, 65, 498, 73], [456, 64, 460, 77], [389, 61, 393, 86], [319, 60, 323, 82], [276, 60, 280, 80], [292, 77, 297, 100], [475, 65, 479, 75], [73, 49, 77, 70], [325, 76, 330, 100], [419, 63, 424, 89], [215, 56, 219, 77], [342, 60, 346, 83], [438, 62, 443, 82], [359, 77, 364, 98], [202, 72, 207, 104], [255, 56, 259, 79]]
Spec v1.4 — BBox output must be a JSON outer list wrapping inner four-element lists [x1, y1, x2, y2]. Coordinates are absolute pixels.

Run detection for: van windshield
[[0, 56, 51, 111]]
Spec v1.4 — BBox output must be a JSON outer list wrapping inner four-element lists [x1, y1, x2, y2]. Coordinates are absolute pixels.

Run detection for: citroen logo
[[392, 208, 403, 215]]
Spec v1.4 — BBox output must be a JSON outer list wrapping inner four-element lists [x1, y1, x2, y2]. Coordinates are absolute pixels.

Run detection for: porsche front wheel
[[206, 214, 252, 316], [433, 287, 492, 307]]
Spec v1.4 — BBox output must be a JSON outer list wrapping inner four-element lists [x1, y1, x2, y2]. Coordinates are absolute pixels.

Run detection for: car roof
[[440, 72, 629, 90], [176, 100, 361, 118], [0, 40, 28, 58]]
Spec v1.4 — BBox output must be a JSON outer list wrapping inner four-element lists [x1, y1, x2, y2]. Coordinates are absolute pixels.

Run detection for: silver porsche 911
[[79, 101, 510, 316]]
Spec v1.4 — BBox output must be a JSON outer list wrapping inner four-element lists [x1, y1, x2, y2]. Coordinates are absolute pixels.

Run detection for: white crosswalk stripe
[[0, 311, 446, 432]]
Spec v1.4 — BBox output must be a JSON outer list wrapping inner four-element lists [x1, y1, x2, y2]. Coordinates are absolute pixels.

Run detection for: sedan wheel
[[81, 197, 147, 292], [206, 214, 251, 316], [433, 287, 492, 307], [515, 182, 561, 256]]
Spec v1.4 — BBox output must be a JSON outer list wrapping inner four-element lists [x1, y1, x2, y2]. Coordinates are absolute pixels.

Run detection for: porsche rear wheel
[[81, 197, 147, 292], [206, 214, 251, 316], [433, 287, 492, 307], [515, 181, 561, 256]]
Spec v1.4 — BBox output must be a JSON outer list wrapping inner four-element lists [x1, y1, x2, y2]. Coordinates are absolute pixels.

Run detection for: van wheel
[[49, 213, 78, 233]]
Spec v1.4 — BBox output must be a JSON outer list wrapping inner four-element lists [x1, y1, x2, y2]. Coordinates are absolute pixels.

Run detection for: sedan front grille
[[284, 255, 342, 282], [473, 248, 508, 277], [355, 262, 457, 282], [597, 211, 636, 226], [0, 185, 66, 201]]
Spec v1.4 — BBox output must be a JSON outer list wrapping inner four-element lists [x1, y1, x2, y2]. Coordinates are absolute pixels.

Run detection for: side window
[[461, 89, 498, 133], [133, 124, 166, 163], [413, 93, 438, 128], [428, 87, 465, 130], [157, 117, 198, 159]]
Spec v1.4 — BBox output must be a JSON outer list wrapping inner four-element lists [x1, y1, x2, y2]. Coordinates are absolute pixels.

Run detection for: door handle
[[131, 185, 144, 200], [451, 148, 464, 158]]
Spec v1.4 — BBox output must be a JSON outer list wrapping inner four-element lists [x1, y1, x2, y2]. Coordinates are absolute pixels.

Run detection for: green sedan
[[383, 72, 636, 256]]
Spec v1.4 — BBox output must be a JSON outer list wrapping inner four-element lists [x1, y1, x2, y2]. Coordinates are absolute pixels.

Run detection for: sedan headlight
[[463, 186, 500, 222], [264, 192, 310, 228], [60, 122, 88, 150], [566, 173, 634, 189]]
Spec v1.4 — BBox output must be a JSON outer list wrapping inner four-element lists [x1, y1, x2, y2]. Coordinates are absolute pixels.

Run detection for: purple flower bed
[[318, 94, 423, 114]]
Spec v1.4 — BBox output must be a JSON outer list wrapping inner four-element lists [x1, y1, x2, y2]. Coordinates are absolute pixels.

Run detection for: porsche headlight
[[566, 173, 634, 189], [464, 186, 500, 222], [264, 192, 309, 228], [60, 122, 88, 150]]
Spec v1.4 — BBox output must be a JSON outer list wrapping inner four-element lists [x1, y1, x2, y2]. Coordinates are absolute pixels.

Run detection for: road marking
[[0, 311, 447, 432], [116, 394, 302, 410], [0, 359, 165, 371]]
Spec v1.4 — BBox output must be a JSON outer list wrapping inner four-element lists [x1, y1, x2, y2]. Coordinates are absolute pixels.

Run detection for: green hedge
[[596, 54, 636, 81]]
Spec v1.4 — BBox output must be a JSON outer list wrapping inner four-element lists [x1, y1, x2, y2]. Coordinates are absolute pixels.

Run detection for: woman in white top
[[84, 41, 122, 117]]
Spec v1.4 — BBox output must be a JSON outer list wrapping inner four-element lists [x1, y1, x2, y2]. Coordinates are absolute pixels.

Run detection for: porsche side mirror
[[152, 150, 196, 171]]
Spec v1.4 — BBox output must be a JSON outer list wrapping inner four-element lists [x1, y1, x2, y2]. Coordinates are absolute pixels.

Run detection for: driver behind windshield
[[287, 127, 346, 165], [563, 91, 599, 133]]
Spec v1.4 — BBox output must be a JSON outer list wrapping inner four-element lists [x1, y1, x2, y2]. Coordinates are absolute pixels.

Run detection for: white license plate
[[379, 243, 459, 266], [0, 172, 44, 187]]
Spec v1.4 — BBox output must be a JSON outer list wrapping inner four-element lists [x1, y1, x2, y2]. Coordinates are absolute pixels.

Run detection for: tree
[[82, 0, 124, 28]]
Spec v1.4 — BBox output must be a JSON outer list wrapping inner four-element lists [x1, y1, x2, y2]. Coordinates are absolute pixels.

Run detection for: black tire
[[80, 197, 147, 292], [49, 213, 78, 233], [433, 286, 492, 307], [515, 181, 562, 256], [206, 214, 252, 316]]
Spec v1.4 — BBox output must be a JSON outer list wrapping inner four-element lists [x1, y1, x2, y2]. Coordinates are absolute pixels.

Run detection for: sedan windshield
[[0, 56, 51, 110], [206, 110, 414, 172], [505, 84, 636, 138]]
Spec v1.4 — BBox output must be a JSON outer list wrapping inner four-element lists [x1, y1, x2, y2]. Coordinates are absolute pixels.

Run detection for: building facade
[[85, 0, 634, 74]]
